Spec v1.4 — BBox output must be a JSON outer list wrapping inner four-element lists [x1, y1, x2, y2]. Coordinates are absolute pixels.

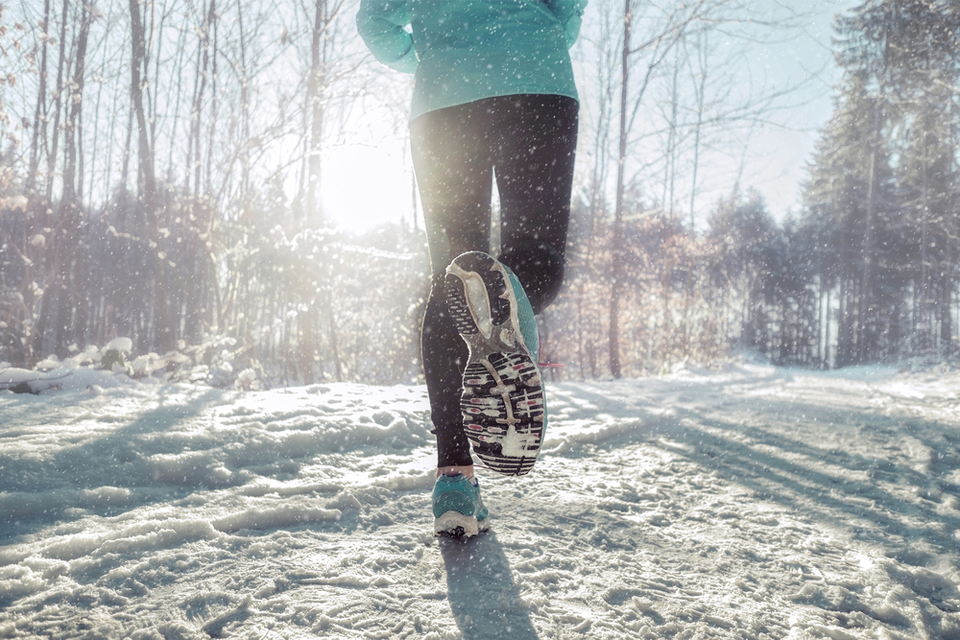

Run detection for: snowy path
[[2, 364, 960, 639]]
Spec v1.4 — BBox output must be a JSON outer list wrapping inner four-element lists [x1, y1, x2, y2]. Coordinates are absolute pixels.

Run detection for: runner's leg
[[410, 103, 494, 468], [493, 95, 579, 314]]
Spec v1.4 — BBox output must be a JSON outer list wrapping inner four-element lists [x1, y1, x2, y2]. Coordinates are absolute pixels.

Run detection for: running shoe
[[444, 251, 546, 476], [433, 473, 490, 537]]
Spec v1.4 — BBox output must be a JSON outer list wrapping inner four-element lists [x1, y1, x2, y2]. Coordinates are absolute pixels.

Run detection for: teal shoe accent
[[433, 473, 489, 537], [501, 264, 539, 363], [501, 263, 547, 438]]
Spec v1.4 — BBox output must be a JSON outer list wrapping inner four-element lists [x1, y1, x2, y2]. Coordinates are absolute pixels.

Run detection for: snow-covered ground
[[2, 362, 960, 639]]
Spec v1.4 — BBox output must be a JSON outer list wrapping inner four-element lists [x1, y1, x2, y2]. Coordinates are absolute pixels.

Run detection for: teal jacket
[[357, 0, 585, 121]]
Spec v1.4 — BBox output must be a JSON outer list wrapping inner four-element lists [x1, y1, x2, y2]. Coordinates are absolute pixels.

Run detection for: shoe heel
[[434, 511, 480, 537], [445, 252, 511, 339]]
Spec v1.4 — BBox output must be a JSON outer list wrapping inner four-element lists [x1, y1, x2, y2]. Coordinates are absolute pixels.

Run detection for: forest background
[[0, 0, 958, 388]]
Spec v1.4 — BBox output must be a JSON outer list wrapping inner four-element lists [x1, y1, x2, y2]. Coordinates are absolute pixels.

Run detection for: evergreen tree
[[801, 0, 960, 365]]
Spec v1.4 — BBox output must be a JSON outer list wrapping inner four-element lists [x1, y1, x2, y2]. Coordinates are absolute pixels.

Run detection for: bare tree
[[129, 0, 173, 352], [609, 0, 696, 378]]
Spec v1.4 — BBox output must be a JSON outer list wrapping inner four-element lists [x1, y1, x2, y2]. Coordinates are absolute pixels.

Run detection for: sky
[[732, 1, 845, 217], [322, 0, 847, 234]]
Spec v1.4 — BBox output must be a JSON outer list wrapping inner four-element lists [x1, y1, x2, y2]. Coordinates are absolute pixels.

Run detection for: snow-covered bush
[[0, 334, 269, 393]]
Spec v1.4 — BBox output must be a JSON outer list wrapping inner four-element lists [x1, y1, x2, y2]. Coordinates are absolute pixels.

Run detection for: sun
[[322, 126, 418, 235]]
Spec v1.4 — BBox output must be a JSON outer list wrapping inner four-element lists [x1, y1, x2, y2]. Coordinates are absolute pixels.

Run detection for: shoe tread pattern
[[444, 253, 510, 337], [461, 352, 544, 476]]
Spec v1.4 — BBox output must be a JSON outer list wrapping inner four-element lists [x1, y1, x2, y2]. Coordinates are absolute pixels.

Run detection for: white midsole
[[434, 511, 489, 537], [447, 262, 494, 339]]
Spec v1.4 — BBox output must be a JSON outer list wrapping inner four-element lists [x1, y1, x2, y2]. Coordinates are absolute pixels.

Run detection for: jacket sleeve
[[356, 0, 418, 74], [545, 0, 587, 48]]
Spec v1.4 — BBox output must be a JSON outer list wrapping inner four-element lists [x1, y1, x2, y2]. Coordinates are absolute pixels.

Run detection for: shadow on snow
[[440, 531, 540, 640]]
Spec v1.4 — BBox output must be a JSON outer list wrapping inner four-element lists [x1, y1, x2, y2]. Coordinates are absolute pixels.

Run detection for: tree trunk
[[689, 32, 708, 230], [130, 0, 173, 352], [206, 6, 219, 196], [942, 208, 954, 355], [858, 100, 880, 363], [609, 0, 631, 379], [919, 134, 930, 354], [54, 0, 92, 355], [45, 0, 69, 205], [307, 0, 328, 228], [25, 0, 52, 201], [33, 0, 70, 357], [237, 0, 251, 201], [187, 0, 216, 196]]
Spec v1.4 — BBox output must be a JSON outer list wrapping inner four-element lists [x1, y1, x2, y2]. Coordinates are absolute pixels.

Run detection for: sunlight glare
[[323, 136, 417, 234]]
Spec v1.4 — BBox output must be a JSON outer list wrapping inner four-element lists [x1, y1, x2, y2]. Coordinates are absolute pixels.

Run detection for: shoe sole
[[445, 252, 544, 477], [434, 511, 490, 538]]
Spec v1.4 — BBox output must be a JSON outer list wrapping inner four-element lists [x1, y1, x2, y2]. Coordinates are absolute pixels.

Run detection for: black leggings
[[410, 94, 579, 468]]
